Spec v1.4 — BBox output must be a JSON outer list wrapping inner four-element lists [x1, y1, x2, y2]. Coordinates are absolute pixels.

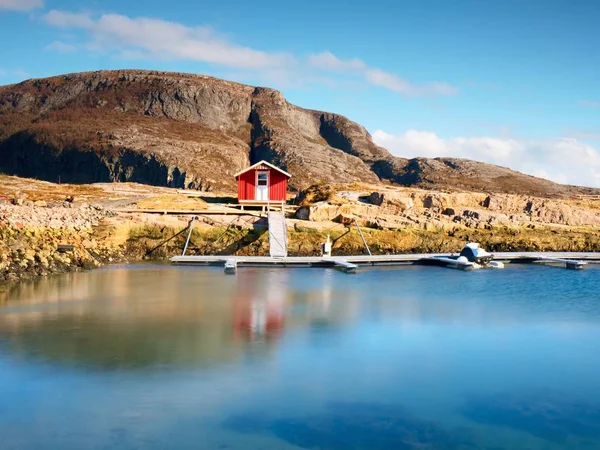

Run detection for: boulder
[[295, 206, 310, 221], [295, 203, 340, 222], [462, 209, 493, 223], [297, 184, 336, 206], [422, 194, 447, 209], [483, 194, 527, 212], [368, 192, 385, 206], [335, 214, 356, 225], [295, 202, 376, 222], [369, 191, 414, 213]]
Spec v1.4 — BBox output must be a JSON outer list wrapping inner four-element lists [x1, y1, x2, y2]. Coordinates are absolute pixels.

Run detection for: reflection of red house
[[235, 160, 291, 204], [232, 272, 287, 343], [233, 298, 285, 342]]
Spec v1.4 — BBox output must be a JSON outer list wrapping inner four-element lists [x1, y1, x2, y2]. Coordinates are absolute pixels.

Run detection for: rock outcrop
[[1, 69, 598, 196], [296, 186, 600, 230]]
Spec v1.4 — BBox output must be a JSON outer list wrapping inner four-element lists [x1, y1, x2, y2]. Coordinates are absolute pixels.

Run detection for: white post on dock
[[322, 235, 332, 257]]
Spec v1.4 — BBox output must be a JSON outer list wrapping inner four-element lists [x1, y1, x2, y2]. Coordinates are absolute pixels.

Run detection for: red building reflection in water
[[233, 272, 286, 342]]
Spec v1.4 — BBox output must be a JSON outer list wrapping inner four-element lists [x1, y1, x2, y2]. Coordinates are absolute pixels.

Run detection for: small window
[[257, 172, 268, 186]]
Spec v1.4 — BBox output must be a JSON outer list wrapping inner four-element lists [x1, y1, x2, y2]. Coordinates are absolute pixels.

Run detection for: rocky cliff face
[[1, 69, 596, 196]]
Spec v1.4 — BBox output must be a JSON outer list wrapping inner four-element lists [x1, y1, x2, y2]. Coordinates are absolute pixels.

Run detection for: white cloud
[[365, 68, 458, 96], [41, 11, 296, 71], [0, 0, 43, 11], [307, 51, 367, 72], [373, 129, 600, 187], [307, 51, 457, 96], [41, 10, 458, 96], [45, 40, 77, 53], [43, 10, 94, 28], [580, 100, 600, 108]]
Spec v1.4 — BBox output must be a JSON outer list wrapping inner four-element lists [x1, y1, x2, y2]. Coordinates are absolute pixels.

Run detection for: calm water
[[1, 264, 600, 449]]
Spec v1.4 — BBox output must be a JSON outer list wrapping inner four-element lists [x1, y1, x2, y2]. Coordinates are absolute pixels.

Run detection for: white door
[[256, 171, 269, 201]]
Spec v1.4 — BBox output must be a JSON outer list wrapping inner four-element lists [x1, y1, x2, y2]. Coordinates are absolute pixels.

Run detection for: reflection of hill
[[3, 265, 539, 372], [0, 266, 287, 371], [0, 314, 243, 370], [0, 266, 376, 372]]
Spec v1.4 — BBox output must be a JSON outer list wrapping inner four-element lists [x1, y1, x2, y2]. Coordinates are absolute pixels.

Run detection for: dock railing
[[354, 218, 372, 256]]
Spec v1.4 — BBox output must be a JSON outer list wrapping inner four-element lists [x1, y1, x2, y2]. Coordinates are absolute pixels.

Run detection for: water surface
[[1, 264, 600, 449]]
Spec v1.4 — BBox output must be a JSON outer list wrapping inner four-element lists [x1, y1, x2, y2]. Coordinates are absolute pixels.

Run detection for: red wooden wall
[[269, 170, 288, 201], [237, 168, 288, 202], [237, 170, 256, 201]]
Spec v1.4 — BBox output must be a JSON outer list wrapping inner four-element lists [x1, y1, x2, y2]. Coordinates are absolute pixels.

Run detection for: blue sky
[[1, 0, 600, 185]]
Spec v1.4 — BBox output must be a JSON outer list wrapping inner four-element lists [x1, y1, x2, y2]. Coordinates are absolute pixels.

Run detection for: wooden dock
[[171, 252, 600, 273], [532, 257, 587, 270], [115, 208, 263, 217]]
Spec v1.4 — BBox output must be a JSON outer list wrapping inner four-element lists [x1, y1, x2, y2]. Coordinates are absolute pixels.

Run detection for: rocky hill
[[0, 69, 597, 197]]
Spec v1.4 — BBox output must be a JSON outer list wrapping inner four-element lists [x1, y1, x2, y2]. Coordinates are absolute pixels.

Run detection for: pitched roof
[[234, 160, 292, 178]]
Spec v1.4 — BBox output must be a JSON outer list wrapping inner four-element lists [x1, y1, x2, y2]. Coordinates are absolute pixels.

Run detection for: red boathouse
[[235, 160, 291, 204]]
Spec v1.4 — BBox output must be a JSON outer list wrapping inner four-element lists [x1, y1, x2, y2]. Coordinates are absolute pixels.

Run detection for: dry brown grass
[[0, 175, 211, 204], [286, 225, 600, 256], [135, 195, 208, 211], [0, 174, 105, 202], [569, 198, 600, 211]]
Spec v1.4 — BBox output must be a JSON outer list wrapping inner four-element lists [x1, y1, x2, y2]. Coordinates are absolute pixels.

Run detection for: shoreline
[[3, 218, 600, 288], [2, 179, 600, 287]]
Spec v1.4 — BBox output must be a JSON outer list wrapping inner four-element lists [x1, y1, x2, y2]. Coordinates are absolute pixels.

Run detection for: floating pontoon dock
[[168, 209, 598, 273], [171, 252, 599, 274]]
